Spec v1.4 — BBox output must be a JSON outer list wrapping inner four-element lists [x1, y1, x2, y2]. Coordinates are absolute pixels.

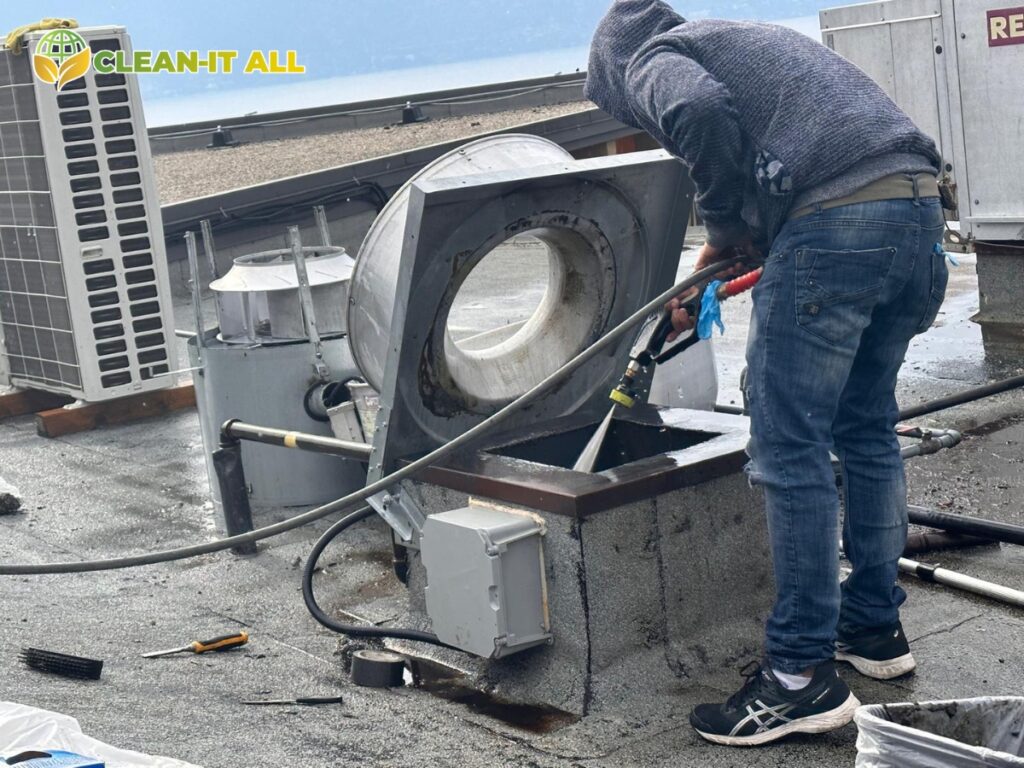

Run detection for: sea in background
[[143, 15, 821, 126], [143, 46, 591, 126], [2, 0, 824, 126]]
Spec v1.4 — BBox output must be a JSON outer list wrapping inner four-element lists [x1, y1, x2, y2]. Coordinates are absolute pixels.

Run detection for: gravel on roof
[[154, 102, 592, 204]]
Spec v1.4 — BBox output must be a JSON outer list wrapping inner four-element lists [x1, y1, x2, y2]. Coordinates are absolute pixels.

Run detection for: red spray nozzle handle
[[719, 267, 764, 298]]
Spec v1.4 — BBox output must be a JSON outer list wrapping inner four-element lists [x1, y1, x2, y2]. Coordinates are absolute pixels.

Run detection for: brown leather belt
[[788, 172, 940, 221]]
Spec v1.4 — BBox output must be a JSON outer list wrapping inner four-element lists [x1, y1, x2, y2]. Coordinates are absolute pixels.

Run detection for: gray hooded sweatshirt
[[584, 0, 941, 248]]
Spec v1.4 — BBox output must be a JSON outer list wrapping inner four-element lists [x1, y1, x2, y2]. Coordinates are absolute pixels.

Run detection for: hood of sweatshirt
[[584, 1, 686, 128]]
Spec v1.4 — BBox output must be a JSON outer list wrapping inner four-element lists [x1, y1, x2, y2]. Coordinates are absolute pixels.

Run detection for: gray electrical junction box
[[420, 503, 551, 659]]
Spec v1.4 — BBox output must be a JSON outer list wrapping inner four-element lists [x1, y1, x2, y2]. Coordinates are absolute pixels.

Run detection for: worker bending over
[[586, 0, 946, 746]]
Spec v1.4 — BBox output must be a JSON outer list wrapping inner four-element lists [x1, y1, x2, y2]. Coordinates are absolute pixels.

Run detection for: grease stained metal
[[417, 211, 618, 418], [410, 407, 750, 517], [493, 418, 716, 473]]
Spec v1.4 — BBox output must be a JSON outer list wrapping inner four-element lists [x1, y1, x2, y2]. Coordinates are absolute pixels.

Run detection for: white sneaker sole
[[835, 650, 916, 680], [694, 691, 861, 746]]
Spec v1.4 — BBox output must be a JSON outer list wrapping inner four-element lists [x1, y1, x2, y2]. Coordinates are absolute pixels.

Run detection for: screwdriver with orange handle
[[143, 631, 249, 658]]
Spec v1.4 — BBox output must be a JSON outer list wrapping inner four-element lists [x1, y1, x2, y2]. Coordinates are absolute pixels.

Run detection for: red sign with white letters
[[988, 6, 1024, 46]]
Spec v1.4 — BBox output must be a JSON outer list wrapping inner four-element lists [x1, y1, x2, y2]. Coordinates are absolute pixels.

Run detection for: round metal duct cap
[[347, 134, 573, 393], [211, 245, 355, 344], [210, 246, 353, 293]]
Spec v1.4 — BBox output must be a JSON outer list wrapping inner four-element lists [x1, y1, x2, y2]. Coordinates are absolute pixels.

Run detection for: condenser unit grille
[[0, 48, 81, 390], [0, 27, 175, 401]]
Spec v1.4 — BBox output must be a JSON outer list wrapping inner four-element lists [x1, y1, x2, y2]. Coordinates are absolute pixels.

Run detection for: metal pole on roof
[[313, 205, 332, 247], [199, 218, 221, 280], [184, 231, 205, 359], [287, 226, 329, 381]]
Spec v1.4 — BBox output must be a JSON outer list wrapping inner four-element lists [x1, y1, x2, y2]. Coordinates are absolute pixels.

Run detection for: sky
[[2, 1, 827, 124]]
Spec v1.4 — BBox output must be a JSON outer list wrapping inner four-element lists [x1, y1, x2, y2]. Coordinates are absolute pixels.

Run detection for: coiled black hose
[[300, 506, 456, 648]]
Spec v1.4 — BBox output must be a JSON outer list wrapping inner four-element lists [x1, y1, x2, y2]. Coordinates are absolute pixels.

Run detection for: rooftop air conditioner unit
[[820, 0, 1024, 242], [0, 26, 175, 401]]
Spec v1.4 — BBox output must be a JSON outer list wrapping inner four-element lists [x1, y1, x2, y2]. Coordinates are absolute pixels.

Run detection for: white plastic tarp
[[0, 703, 201, 768]]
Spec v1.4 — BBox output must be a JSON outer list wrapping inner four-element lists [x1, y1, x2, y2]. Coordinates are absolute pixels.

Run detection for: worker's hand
[[665, 293, 697, 342], [695, 239, 759, 275], [665, 239, 762, 341]]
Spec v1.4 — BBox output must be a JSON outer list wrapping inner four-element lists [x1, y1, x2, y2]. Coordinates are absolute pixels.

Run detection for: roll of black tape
[[350, 649, 406, 688]]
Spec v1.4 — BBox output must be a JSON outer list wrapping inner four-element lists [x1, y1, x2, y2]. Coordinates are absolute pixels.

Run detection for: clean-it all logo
[[29, 29, 305, 87], [32, 29, 91, 90]]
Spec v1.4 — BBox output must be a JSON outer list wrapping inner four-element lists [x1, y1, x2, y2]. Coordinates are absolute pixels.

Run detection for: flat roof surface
[[2, 248, 1023, 767], [154, 102, 592, 204]]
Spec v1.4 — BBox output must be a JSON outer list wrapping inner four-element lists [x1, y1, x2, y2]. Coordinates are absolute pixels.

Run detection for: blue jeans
[[745, 194, 947, 674]]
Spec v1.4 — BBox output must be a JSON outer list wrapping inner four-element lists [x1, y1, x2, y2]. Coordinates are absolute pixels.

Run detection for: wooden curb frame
[[0, 389, 73, 419], [32, 384, 196, 438]]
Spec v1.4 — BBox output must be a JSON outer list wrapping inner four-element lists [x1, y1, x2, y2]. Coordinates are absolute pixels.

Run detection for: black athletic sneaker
[[690, 661, 860, 746], [835, 621, 916, 679]]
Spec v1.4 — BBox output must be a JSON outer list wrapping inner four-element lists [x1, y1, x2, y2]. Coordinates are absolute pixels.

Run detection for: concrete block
[[397, 468, 773, 717], [657, 475, 771, 687], [974, 245, 1024, 358]]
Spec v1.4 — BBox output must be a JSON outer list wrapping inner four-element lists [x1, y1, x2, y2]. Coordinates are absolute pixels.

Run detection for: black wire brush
[[20, 648, 103, 680]]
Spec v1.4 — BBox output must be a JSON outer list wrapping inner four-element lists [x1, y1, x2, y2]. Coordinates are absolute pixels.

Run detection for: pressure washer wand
[[608, 311, 687, 409], [575, 309, 687, 471], [574, 266, 763, 474], [610, 267, 763, 409]]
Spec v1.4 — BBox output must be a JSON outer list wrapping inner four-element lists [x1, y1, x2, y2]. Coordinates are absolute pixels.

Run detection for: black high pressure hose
[[0, 253, 755, 578], [300, 506, 457, 649], [0, 259, 759, 649]]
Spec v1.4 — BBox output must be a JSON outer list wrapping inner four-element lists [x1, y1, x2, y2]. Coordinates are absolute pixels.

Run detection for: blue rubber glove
[[934, 242, 959, 267], [697, 280, 725, 340]]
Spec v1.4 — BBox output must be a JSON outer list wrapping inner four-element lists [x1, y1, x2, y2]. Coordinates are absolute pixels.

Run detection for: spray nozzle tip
[[609, 388, 636, 408]]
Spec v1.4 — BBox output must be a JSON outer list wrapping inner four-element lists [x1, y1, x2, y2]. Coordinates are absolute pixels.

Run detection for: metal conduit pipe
[[908, 505, 1024, 547], [718, 373, 1024, 421], [899, 373, 1024, 421], [899, 428, 962, 459], [898, 558, 1024, 609], [216, 420, 1010, 549], [842, 558, 1024, 609], [220, 419, 373, 461], [902, 530, 996, 555]]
